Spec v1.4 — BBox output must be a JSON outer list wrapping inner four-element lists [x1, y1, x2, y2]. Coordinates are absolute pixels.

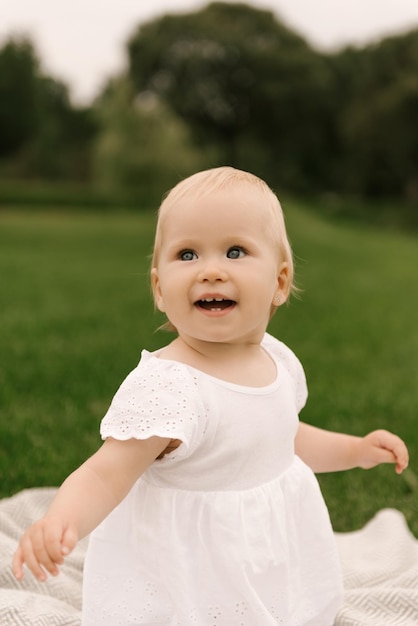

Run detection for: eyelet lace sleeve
[[100, 352, 206, 455], [263, 333, 308, 412]]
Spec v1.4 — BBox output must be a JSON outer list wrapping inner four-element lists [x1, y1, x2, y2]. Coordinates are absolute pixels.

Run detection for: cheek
[[153, 273, 180, 314], [153, 262, 194, 310]]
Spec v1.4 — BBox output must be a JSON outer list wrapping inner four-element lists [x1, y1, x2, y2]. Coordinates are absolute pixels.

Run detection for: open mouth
[[196, 297, 235, 312]]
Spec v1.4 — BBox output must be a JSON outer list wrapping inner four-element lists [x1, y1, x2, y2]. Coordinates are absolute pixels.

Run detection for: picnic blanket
[[0, 488, 417, 625]]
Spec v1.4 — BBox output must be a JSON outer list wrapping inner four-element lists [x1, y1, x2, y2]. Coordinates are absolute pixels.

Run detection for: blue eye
[[179, 250, 197, 261], [227, 246, 245, 259]]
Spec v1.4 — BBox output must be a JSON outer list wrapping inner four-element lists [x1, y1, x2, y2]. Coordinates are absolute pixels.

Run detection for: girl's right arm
[[12, 435, 170, 582]]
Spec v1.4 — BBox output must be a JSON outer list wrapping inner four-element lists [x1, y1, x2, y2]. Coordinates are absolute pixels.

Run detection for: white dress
[[82, 333, 343, 626]]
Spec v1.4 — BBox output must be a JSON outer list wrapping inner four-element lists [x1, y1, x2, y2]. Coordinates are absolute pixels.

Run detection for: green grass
[[1, 203, 417, 535]]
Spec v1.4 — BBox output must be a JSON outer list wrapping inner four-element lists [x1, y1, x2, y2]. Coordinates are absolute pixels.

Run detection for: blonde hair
[[151, 166, 296, 328]]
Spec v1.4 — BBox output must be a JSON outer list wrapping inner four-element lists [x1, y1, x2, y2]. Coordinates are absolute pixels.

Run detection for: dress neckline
[[143, 343, 284, 395]]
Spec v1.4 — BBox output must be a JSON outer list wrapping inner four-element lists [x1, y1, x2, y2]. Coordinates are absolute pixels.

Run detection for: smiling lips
[[196, 297, 236, 312]]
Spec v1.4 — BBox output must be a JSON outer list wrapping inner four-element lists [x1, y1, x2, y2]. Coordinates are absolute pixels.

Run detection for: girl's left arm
[[295, 422, 409, 474]]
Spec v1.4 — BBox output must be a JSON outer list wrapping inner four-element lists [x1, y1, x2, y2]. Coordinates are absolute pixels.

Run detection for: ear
[[272, 262, 290, 306], [150, 267, 165, 312]]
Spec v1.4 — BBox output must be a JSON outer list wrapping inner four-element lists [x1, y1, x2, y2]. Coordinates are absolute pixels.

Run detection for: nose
[[197, 257, 228, 282]]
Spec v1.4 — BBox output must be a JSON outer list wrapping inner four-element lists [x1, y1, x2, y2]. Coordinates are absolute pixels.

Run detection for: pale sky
[[2, 0, 418, 105]]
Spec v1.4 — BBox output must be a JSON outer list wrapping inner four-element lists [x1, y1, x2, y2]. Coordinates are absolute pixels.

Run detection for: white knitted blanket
[[0, 488, 417, 625]]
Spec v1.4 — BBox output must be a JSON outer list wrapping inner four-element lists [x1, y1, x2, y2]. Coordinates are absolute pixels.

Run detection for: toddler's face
[[151, 185, 288, 347]]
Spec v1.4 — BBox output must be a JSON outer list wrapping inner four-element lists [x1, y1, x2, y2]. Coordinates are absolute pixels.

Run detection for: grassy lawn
[[1, 202, 417, 534]]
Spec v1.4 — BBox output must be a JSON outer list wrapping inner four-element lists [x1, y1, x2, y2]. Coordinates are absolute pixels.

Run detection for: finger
[[12, 546, 25, 581], [395, 450, 409, 474], [394, 449, 409, 473], [61, 526, 78, 557], [26, 529, 60, 578], [378, 432, 409, 472], [374, 448, 397, 466], [362, 444, 396, 469], [18, 536, 50, 582], [394, 443, 409, 472], [43, 523, 67, 564]]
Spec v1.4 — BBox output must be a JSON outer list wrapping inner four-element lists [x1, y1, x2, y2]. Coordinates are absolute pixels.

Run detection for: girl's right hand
[[12, 516, 78, 582]]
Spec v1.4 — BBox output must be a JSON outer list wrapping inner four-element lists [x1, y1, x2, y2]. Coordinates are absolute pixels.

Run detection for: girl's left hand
[[358, 429, 409, 474]]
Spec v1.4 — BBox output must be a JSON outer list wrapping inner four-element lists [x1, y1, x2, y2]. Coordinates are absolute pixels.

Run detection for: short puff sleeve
[[100, 352, 207, 456], [263, 333, 308, 412]]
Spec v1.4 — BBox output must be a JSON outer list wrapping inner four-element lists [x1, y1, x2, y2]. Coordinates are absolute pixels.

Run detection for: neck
[[158, 333, 276, 387], [174, 333, 263, 360]]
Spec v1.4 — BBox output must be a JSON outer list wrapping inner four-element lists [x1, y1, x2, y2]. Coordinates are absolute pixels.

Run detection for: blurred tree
[[127, 1, 335, 190], [0, 37, 39, 157], [93, 75, 206, 199], [0, 35, 97, 181], [332, 30, 418, 200], [27, 76, 97, 180], [1, 12, 417, 206], [343, 73, 418, 199]]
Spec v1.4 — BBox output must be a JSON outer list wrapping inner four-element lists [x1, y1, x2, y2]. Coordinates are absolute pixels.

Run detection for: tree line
[[1, 2, 417, 204]]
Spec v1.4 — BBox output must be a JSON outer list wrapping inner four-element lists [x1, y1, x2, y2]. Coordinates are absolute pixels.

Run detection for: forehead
[[160, 185, 274, 239]]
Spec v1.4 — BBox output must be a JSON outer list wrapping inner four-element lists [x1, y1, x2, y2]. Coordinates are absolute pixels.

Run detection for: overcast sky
[[2, 0, 418, 105]]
